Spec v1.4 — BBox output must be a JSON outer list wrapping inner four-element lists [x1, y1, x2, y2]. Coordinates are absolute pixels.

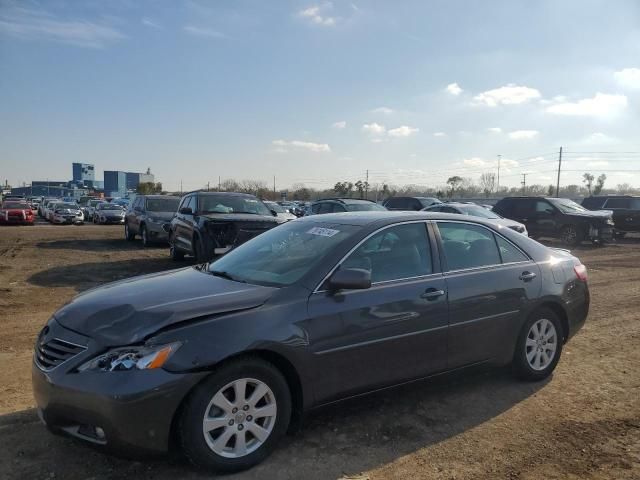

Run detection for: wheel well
[[533, 302, 570, 343], [168, 350, 305, 450]]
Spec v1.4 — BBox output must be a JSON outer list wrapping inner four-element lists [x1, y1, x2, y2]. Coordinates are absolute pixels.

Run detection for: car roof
[[313, 198, 376, 204], [139, 195, 180, 199], [187, 191, 256, 197], [295, 210, 504, 227]]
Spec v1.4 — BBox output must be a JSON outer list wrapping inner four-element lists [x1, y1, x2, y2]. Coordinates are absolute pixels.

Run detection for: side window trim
[[313, 220, 441, 293], [433, 220, 532, 274]]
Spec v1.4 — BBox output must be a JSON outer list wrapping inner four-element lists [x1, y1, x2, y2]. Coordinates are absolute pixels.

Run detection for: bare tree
[[594, 174, 607, 195], [582, 173, 595, 195], [479, 173, 496, 198], [446, 176, 463, 198]]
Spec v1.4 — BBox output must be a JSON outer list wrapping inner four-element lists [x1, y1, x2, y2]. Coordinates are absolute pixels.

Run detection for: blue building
[[104, 171, 127, 197], [72, 163, 95, 185]]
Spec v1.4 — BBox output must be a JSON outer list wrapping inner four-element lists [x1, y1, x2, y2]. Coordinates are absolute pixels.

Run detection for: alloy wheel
[[525, 318, 557, 371], [562, 226, 577, 245], [202, 378, 277, 459]]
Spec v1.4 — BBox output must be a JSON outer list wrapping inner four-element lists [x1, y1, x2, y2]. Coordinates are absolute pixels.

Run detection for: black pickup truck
[[582, 195, 640, 238]]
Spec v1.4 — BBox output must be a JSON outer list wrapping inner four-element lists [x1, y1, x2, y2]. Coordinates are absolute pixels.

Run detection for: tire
[[169, 233, 185, 261], [140, 224, 150, 247], [93, 215, 98, 224], [513, 308, 563, 381], [179, 358, 291, 473], [560, 224, 583, 247], [124, 222, 135, 241]]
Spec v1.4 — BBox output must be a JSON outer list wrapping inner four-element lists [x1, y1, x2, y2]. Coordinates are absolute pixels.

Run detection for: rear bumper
[[565, 282, 590, 341], [32, 361, 206, 455], [145, 221, 170, 242]]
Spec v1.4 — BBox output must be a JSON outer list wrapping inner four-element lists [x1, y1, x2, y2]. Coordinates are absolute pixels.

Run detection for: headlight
[[606, 218, 614, 225], [78, 342, 181, 372]]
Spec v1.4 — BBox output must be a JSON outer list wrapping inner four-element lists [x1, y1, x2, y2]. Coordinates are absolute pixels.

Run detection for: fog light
[[95, 426, 106, 440]]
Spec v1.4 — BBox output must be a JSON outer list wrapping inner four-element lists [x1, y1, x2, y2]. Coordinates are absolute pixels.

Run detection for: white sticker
[[307, 227, 340, 237]]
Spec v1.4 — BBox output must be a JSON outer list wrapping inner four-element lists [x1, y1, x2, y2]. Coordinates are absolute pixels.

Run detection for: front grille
[[35, 337, 86, 371]]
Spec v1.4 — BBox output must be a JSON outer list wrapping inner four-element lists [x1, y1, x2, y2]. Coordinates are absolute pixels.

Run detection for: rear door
[[434, 220, 541, 368], [306, 221, 449, 404], [603, 197, 637, 232], [174, 195, 195, 252]]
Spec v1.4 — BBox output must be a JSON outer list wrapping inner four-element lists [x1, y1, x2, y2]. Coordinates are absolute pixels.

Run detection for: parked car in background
[[168, 192, 281, 262], [309, 198, 388, 214], [383, 196, 442, 211], [39, 199, 58, 218], [93, 203, 126, 224], [50, 202, 84, 225], [423, 202, 528, 235], [493, 196, 614, 246], [32, 211, 589, 473], [84, 199, 104, 220], [125, 195, 181, 246], [581, 195, 640, 238], [45, 202, 63, 222], [263, 201, 297, 222], [0, 200, 34, 225], [277, 201, 305, 217], [111, 198, 130, 209]]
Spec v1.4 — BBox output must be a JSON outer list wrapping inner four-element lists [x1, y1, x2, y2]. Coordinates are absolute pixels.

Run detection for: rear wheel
[[513, 308, 563, 381], [179, 358, 291, 473]]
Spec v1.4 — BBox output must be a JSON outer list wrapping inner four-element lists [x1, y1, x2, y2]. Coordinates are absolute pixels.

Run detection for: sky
[[1, 0, 639, 192]]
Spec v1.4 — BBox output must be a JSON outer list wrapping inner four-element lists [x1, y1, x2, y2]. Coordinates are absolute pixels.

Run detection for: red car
[[0, 201, 35, 225]]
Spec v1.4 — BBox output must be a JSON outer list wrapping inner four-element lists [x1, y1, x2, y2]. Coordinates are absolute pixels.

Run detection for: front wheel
[[169, 233, 185, 261], [513, 309, 563, 381], [179, 358, 291, 473], [124, 222, 135, 241], [140, 225, 150, 247], [560, 224, 583, 246]]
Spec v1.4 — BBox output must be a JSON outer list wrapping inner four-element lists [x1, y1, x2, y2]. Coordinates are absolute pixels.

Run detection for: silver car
[[423, 202, 528, 236]]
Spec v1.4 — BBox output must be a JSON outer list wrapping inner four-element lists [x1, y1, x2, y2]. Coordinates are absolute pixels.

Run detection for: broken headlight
[[77, 342, 181, 372]]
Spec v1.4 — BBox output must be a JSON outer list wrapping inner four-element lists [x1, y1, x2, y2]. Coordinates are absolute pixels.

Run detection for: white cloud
[[508, 130, 539, 140], [298, 4, 337, 26], [583, 132, 617, 144], [433, 132, 446, 137], [371, 138, 386, 143], [142, 18, 161, 29], [388, 126, 419, 137], [588, 160, 610, 168], [371, 106, 394, 114], [362, 122, 386, 135], [487, 127, 502, 133], [332, 120, 346, 129], [545, 93, 627, 116], [463, 157, 488, 167], [446, 82, 463, 96], [614, 68, 640, 89], [473, 84, 541, 106], [183, 25, 225, 38], [272, 139, 331, 153], [501, 158, 519, 168], [0, 6, 126, 48]]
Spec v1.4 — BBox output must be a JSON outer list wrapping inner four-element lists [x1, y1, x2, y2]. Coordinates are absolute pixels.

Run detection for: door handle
[[519, 271, 537, 282], [421, 288, 446, 300]]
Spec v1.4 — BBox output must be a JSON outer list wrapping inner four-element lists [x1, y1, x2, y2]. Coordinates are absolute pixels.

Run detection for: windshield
[[198, 195, 272, 216], [57, 203, 78, 210], [549, 198, 588, 213], [265, 202, 286, 213], [346, 203, 387, 212], [459, 205, 500, 219], [209, 221, 359, 287], [89, 200, 102, 207], [98, 203, 123, 210], [146, 198, 179, 212], [2, 202, 27, 209]]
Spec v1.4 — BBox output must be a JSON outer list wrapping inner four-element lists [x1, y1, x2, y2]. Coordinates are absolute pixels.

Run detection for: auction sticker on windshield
[[307, 227, 340, 237]]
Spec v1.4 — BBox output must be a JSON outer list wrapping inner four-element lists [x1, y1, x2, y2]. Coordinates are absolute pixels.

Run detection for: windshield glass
[[459, 205, 500, 219], [89, 200, 102, 207], [2, 202, 27, 209], [146, 198, 179, 212], [209, 221, 359, 287], [264, 202, 286, 213], [98, 203, 123, 210], [549, 198, 588, 213], [57, 203, 78, 209], [346, 203, 387, 212], [198, 195, 271, 215]]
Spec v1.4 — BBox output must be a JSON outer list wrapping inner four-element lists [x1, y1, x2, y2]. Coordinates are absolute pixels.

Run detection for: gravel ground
[[0, 224, 639, 479]]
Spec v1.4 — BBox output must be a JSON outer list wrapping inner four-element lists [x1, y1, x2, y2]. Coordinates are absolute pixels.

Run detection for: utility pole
[[180, 180, 183, 194], [496, 155, 501, 195], [218, 176, 221, 191], [521, 173, 527, 195], [273, 176, 276, 199], [207, 182, 210, 192], [365, 169, 369, 199], [555, 146, 563, 197]]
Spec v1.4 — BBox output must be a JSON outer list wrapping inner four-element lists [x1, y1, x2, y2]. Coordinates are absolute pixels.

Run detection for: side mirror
[[179, 207, 193, 215], [327, 268, 372, 292], [270, 209, 278, 217]]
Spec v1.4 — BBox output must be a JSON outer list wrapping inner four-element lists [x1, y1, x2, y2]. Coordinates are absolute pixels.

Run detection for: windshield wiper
[[210, 270, 247, 283]]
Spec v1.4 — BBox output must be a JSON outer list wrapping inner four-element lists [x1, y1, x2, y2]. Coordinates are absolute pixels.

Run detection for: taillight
[[574, 264, 588, 282]]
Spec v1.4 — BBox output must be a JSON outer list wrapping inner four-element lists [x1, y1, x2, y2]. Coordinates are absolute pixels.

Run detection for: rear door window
[[341, 223, 433, 282], [603, 198, 631, 209], [495, 235, 529, 263], [437, 222, 502, 270]]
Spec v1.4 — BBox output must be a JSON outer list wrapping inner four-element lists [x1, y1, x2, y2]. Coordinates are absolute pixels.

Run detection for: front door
[[306, 221, 449, 404]]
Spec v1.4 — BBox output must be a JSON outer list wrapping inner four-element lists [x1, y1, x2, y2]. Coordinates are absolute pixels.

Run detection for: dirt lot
[[0, 224, 639, 479]]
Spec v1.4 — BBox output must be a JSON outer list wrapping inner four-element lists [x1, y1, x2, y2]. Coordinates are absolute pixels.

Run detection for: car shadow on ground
[[27, 258, 195, 292], [35, 238, 167, 252], [0, 368, 548, 480]]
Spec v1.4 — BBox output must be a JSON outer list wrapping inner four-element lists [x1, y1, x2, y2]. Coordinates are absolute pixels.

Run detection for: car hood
[[562, 210, 612, 220], [54, 267, 277, 346], [145, 211, 175, 221], [200, 213, 279, 223], [490, 218, 525, 228]]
